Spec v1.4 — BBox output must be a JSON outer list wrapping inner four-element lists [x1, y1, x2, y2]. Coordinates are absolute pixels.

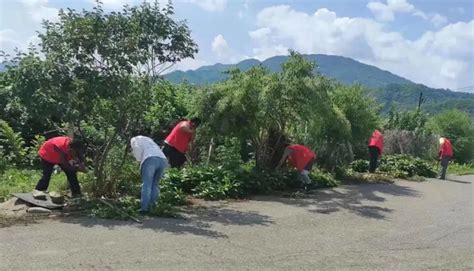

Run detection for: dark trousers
[[368, 146, 379, 173], [35, 159, 81, 195], [162, 143, 187, 168], [439, 156, 451, 180]]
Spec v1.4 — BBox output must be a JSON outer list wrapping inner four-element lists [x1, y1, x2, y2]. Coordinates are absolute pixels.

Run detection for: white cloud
[[188, 0, 227, 12], [19, 0, 58, 22], [249, 27, 271, 40], [238, 0, 251, 18], [0, 29, 21, 53], [210, 34, 248, 63], [413, 10, 428, 20], [173, 57, 208, 71], [250, 5, 474, 89], [211, 34, 230, 57], [367, 0, 450, 28], [430, 14, 448, 28], [367, 0, 414, 21]]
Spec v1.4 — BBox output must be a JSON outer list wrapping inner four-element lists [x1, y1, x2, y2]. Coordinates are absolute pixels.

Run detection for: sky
[[0, 0, 473, 90]]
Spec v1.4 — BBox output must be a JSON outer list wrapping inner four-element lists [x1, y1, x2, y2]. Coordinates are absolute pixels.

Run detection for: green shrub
[[350, 155, 436, 179], [350, 159, 369, 173], [309, 169, 339, 187], [0, 119, 27, 166], [343, 168, 394, 183], [214, 137, 243, 171], [379, 155, 436, 177], [25, 135, 46, 166], [448, 163, 474, 175], [0, 148, 7, 174]]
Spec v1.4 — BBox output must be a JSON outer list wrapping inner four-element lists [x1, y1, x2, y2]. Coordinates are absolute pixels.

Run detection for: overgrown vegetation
[[448, 163, 474, 176], [350, 154, 437, 180], [0, 1, 473, 221]]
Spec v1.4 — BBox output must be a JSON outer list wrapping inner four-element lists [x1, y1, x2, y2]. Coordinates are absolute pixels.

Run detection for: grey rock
[[27, 207, 52, 214]]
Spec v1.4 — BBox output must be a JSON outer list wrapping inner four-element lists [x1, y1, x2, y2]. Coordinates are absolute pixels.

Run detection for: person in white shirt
[[130, 135, 168, 213]]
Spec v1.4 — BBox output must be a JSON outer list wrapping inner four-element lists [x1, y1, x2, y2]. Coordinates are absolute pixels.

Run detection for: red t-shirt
[[38, 136, 72, 164], [368, 129, 384, 154], [287, 144, 316, 172], [439, 138, 453, 157], [165, 120, 193, 153]]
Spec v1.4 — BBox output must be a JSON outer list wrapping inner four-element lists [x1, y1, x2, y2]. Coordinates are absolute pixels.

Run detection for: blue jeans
[[140, 156, 167, 211]]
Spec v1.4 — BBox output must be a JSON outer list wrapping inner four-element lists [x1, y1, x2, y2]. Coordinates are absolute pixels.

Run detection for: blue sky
[[0, 0, 473, 90]]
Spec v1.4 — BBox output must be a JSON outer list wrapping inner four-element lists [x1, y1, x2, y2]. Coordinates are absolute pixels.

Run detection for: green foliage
[[331, 84, 380, 144], [87, 197, 182, 220], [1, 1, 198, 197], [25, 135, 46, 166], [88, 197, 141, 220], [160, 163, 338, 201], [343, 169, 394, 183], [351, 155, 436, 179], [378, 155, 436, 178], [350, 160, 369, 173], [385, 107, 428, 133], [163, 166, 244, 200], [448, 163, 474, 175], [0, 148, 7, 173], [309, 169, 340, 187], [0, 168, 72, 202], [143, 81, 189, 138], [428, 109, 474, 163], [0, 119, 27, 165], [214, 137, 243, 170], [193, 51, 358, 170]]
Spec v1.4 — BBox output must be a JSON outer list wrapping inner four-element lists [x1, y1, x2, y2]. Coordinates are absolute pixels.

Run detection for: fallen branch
[[98, 198, 142, 224]]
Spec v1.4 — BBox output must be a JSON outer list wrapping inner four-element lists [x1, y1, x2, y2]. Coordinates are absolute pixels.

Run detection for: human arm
[[276, 148, 293, 169], [53, 145, 76, 171]]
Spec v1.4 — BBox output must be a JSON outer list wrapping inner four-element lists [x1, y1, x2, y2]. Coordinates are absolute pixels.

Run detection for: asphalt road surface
[[1, 175, 473, 270]]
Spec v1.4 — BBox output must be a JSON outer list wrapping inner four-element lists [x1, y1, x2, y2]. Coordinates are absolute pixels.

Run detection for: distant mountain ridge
[[164, 54, 474, 114], [165, 54, 413, 88]]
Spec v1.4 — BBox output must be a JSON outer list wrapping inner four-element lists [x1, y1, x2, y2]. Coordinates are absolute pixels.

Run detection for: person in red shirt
[[34, 136, 86, 199], [276, 143, 317, 191], [163, 117, 201, 168], [368, 129, 384, 173], [438, 137, 453, 180]]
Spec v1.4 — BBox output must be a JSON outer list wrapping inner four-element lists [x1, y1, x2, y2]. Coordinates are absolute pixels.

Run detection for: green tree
[[193, 51, 346, 169], [428, 109, 474, 163], [330, 84, 380, 157], [2, 1, 198, 196]]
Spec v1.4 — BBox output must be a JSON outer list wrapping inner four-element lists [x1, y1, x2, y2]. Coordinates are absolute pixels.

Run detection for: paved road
[[1, 175, 473, 270]]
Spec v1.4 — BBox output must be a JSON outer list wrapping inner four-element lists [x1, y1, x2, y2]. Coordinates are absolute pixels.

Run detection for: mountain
[[164, 54, 474, 114], [164, 54, 413, 88]]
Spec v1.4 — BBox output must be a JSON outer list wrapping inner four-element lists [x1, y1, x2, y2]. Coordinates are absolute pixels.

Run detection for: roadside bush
[[0, 148, 7, 173], [351, 155, 436, 178], [428, 109, 474, 163], [383, 129, 437, 159], [448, 163, 474, 176], [379, 155, 436, 178], [0, 119, 27, 166], [350, 159, 369, 173], [309, 169, 340, 187], [343, 168, 394, 184]]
